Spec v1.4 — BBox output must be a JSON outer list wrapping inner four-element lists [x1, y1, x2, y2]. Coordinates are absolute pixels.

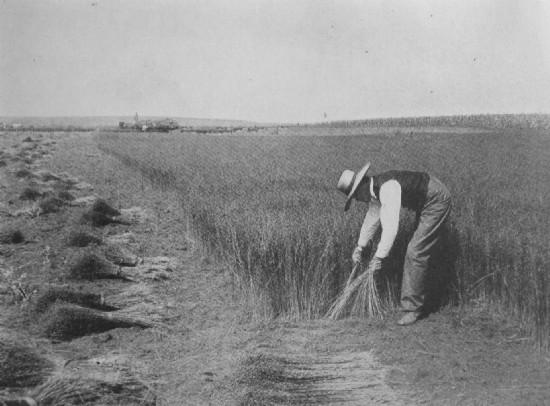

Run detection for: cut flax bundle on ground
[[117, 256, 177, 281], [82, 199, 147, 226], [37, 197, 65, 215], [39, 303, 155, 340], [30, 170, 61, 183], [92, 199, 120, 217], [107, 283, 154, 308], [0, 342, 54, 388], [70, 181, 94, 192], [105, 232, 138, 246], [26, 377, 97, 406], [115, 207, 149, 225], [80, 198, 128, 227], [19, 187, 42, 201], [0, 228, 25, 244], [22, 375, 156, 406], [14, 169, 34, 179], [56, 190, 75, 202], [69, 195, 98, 207], [1, 376, 155, 406], [80, 210, 129, 227], [67, 252, 127, 281], [0, 378, 95, 406], [326, 263, 384, 320], [65, 229, 102, 247], [48, 179, 74, 192], [33, 287, 118, 314], [102, 244, 139, 267]]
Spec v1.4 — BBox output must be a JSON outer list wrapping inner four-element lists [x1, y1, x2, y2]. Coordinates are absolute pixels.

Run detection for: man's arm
[[374, 180, 401, 258], [357, 201, 381, 248]]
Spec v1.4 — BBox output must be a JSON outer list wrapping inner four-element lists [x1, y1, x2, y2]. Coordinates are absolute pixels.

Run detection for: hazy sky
[[1, 0, 549, 122]]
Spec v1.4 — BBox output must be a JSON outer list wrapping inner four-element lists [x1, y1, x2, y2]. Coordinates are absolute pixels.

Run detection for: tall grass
[[97, 125, 550, 347]]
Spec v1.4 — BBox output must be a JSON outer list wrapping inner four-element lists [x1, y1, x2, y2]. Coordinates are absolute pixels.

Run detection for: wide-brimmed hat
[[337, 162, 371, 211]]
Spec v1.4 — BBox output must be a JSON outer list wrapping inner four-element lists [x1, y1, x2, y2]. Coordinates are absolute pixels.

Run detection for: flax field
[[97, 122, 550, 347]]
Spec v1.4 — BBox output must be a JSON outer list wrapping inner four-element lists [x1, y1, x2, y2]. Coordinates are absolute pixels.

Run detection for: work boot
[[397, 311, 421, 326]]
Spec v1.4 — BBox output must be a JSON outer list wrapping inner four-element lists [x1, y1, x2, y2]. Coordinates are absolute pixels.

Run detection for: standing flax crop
[[96, 127, 550, 347], [326, 262, 383, 320]]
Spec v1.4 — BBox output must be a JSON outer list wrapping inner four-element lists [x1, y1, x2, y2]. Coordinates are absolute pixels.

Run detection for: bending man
[[337, 163, 452, 325]]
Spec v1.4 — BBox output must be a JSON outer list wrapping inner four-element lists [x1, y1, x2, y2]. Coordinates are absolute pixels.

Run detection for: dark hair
[[352, 175, 371, 202]]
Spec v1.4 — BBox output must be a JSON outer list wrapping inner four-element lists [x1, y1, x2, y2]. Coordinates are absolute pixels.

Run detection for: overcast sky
[[1, 0, 549, 123]]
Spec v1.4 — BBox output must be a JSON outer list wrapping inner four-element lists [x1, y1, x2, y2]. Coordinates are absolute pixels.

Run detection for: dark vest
[[372, 170, 430, 211]]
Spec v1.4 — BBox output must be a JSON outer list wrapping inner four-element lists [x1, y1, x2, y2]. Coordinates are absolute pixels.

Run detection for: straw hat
[[337, 162, 371, 211]]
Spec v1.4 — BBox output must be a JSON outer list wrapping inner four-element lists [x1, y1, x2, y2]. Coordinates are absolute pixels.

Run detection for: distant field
[[97, 122, 550, 347]]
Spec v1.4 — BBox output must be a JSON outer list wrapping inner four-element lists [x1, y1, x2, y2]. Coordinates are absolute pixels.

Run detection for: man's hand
[[366, 256, 384, 275], [352, 246, 364, 265]]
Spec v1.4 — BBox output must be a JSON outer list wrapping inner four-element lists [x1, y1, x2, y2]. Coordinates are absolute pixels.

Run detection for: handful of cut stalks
[[326, 261, 384, 320], [0, 378, 96, 406]]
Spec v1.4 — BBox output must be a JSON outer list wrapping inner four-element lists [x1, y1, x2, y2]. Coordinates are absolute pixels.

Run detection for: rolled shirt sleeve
[[357, 201, 381, 248], [374, 180, 401, 258]]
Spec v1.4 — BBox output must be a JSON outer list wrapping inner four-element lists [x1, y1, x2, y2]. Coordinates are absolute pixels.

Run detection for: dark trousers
[[401, 176, 452, 313]]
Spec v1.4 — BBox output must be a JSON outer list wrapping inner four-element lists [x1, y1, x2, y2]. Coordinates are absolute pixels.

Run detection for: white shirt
[[357, 177, 401, 258]]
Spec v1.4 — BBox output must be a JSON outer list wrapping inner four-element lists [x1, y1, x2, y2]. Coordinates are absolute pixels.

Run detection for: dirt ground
[[1, 131, 549, 405]]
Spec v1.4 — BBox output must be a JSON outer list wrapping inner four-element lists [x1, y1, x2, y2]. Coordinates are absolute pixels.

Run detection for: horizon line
[[1, 111, 549, 126]]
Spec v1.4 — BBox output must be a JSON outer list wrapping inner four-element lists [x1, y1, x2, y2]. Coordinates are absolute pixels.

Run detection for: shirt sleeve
[[357, 201, 381, 248], [374, 180, 401, 258]]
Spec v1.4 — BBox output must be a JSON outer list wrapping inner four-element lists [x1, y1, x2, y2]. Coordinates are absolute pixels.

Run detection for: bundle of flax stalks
[[326, 262, 384, 320], [0, 342, 53, 388], [28, 377, 96, 405], [39, 303, 156, 341], [0, 375, 151, 406]]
